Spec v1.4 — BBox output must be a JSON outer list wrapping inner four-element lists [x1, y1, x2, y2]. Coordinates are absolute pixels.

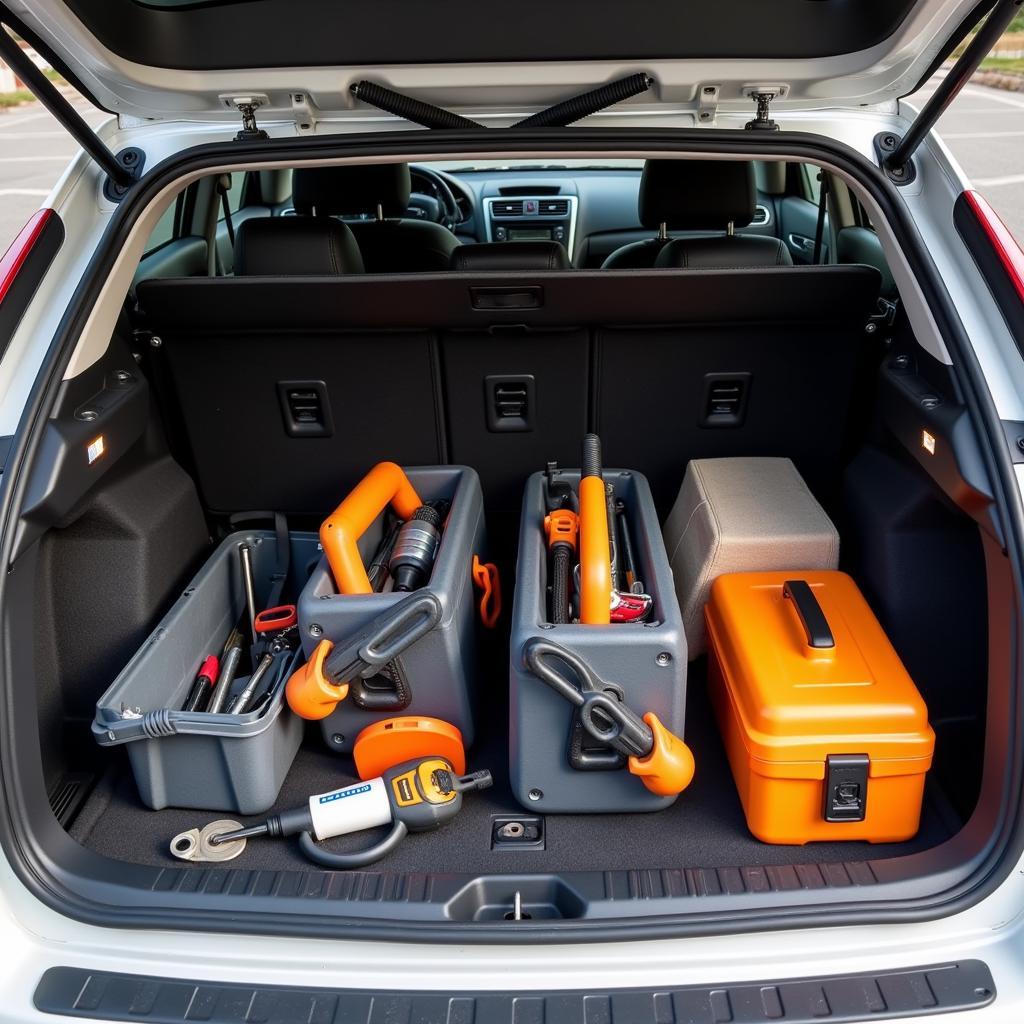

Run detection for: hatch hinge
[[231, 96, 270, 142], [697, 84, 720, 125], [290, 92, 318, 134], [742, 85, 787, 131]]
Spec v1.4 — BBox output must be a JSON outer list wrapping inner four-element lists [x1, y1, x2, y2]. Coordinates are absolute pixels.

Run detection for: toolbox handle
[[783, 580, 835, 650]]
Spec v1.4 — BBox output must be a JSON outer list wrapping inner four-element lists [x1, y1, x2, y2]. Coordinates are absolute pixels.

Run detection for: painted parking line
[[960, 86, 1024, 109], [0, 155, 74, 163], [0, 131, 80, 140], [973, 173, 1024, 187], [0, 111, 58, 130], [942, 130, 1024, 139]]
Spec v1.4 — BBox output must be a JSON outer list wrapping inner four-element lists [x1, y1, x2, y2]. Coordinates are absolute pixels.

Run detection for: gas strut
[[350, 73, 654, 131], [350, 81, 484, 130], [513, 73, 653, 128]]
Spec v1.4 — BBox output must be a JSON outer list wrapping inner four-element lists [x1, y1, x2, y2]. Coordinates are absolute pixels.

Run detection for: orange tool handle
[[471, 554, 502, 628], [320, 462, 423, 595], [578, 475, 611, 624], [628, 712, 696, 797], [544, 508, 579, 553], [285, 639, 349, 720]]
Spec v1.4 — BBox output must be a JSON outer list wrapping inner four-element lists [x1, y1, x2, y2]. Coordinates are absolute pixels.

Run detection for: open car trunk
[[4, 234, 1006, 932]]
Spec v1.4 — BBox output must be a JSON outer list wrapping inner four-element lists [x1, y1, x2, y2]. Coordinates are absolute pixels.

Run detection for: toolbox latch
[[823, 753, 869, 822]]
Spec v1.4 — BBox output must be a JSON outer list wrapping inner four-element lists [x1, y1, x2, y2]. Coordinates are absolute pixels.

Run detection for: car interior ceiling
[[24, 152, 991, 888]]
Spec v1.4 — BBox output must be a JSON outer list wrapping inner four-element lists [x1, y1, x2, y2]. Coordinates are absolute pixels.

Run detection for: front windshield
[[430, 158, 645, 173]]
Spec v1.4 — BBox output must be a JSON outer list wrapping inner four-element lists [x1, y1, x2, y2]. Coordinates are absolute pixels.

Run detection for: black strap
[[813, 172, 829, 265], [219, 179, 235, 246]]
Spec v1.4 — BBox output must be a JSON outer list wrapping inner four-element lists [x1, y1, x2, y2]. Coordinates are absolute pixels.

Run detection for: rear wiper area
[[350, 73, 653, 131]]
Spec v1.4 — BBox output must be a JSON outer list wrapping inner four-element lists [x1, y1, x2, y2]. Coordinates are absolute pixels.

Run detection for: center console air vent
[[538, 199, 570, 216], [499, 185, 561, 196], [492, 200, 525, 217]]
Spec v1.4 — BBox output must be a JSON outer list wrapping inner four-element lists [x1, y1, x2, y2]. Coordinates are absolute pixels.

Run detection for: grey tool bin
[[93, 530, 317, 813], [510, 468, 687, 813], [298, 466, 486, 753]]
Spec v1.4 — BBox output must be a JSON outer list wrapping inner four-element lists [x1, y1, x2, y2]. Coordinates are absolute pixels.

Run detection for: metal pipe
[[0, 24, 135, 189], [886, 0, 1023, 174], [239, 544, 258, 645]]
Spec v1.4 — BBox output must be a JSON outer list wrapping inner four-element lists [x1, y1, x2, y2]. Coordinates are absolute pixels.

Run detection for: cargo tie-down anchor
[[523, 638, 695, 796]]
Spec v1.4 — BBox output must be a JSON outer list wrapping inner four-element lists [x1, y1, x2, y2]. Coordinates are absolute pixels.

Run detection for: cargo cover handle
[[783, 579, 835, 649]]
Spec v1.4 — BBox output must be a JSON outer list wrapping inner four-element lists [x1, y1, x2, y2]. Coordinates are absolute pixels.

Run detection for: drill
[[389, 502, 448, 591]]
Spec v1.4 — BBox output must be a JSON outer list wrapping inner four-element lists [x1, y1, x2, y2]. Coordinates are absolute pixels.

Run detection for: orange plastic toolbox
[[705, 570, 934, 845]]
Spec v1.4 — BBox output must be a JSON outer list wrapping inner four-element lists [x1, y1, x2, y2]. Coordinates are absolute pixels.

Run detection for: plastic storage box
[[93, 530, 317, 813], [663, 457, 839, 659], [298, 466, 486, 753], [510, 468, 687, 813], [706, 570, 935, 844]]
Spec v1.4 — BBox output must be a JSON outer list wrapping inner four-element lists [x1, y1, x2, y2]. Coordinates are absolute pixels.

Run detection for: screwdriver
[[226, 652, 275, 715], [206, 640, 242, 714], [182, 655, 219, 712]]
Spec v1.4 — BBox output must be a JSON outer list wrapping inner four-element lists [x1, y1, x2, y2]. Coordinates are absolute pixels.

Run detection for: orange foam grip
[[320, 462, 422, 594], [285, 639, 349, 720], [578, 475, 611, 624], [628, 712, 696, 797]]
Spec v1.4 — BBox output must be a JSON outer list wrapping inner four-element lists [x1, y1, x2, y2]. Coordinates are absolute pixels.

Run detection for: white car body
[[0, 0, 1022, 1018]]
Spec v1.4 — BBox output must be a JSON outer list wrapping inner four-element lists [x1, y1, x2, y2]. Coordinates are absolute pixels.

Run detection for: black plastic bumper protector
[[0, 126, 1022, 946], [33, 963, 996, 1023]]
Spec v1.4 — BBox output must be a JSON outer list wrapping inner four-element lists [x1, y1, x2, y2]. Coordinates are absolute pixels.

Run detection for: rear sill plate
[[34, 961, 995, 1023]]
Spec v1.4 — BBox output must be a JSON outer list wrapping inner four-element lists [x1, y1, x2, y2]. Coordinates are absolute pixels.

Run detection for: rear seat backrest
[[136, 265, 880, 515]]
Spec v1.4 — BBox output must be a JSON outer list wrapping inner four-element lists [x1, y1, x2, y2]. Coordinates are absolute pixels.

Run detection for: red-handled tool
[[182, 655, 219, 712]]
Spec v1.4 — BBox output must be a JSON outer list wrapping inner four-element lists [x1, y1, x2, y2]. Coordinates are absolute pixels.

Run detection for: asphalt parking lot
[[0, 80, 1021, 251]]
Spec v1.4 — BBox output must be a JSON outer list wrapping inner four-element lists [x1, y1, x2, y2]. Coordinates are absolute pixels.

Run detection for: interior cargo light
[[87, 436, 105, 465], [0, 209, 54, 305], [963, 190, 1024, 304]]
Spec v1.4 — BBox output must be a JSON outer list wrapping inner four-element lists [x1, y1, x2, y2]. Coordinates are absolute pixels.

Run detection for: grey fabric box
[[663, 457, 840, 659]]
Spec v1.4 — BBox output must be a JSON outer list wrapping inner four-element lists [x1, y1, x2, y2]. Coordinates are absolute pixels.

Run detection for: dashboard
[[410, 163, 781, 268]]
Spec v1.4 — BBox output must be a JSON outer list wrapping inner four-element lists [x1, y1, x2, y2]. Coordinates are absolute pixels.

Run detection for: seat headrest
[[292, 164, 412, 218], [639, 159, 756, 230], [234, 216, 364, 276], [449, 241, 571, 272]]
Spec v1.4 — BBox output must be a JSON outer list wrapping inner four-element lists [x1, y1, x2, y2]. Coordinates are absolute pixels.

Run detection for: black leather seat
[[602, 160, 792, 270], [450, 241, 571, 272], [233, 216, 363, 276], [292, 164, 461, 273]]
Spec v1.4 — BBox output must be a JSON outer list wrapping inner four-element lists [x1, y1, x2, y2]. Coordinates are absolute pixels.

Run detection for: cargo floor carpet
[[69, 670, 958, 876]]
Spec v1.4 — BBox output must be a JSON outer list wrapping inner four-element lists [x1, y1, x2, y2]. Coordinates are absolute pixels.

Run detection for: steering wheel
[[410, 166, 464, 232]]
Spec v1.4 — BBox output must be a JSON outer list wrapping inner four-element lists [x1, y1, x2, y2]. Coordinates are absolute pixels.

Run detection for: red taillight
[[0, 208, 54, 305], [963, 190, 1024, 303]]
